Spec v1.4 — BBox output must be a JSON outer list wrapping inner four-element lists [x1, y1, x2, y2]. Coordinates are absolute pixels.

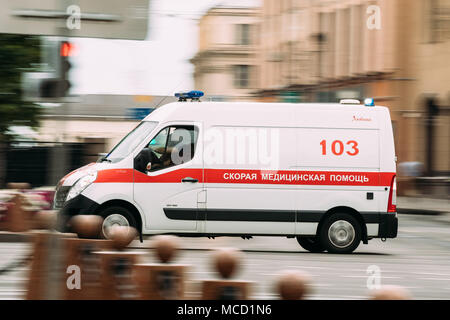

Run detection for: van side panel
[[203, 124, 297, 235], [143, 102, 397, 239], [293, 108, 385, 236]]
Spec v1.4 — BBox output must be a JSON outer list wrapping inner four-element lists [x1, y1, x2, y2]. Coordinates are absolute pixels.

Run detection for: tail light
[[387, 175, 397, 213]]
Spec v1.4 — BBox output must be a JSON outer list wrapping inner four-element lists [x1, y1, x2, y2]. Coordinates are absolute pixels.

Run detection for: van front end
[[54, 165, 101, 232]]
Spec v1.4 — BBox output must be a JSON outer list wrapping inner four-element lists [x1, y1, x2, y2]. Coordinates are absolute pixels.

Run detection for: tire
[[296, 236, 326, 253], [98, 206, 138, 239], [319, 213, 362, 254]]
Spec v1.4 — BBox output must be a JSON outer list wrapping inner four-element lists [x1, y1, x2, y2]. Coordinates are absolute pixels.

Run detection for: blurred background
[[0, 0, 450, 300], [0, 0, 448, 198]]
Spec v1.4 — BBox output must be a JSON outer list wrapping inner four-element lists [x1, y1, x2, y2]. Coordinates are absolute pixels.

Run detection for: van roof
[[143, 101, 389, 127]]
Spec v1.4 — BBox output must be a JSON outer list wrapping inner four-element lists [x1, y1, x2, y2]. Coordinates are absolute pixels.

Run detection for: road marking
[[340, 275, 401, 279], [286, 265, 332, 270], [415, 272, 450, 276], [346, 269, 403, 273], [310, 295, 366, 300], [419, 278, 450, 281], [261, 272, 321, 277], [313, 283, 334, 287], [0, 278, 27, 282]]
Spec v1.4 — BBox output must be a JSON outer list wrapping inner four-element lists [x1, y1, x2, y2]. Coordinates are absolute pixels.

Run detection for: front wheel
[[296, 236, 326, 253], [319, 213, 362, 254], [98, 206, 137, 239]]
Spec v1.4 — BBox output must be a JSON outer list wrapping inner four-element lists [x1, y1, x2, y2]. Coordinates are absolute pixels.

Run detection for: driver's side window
[[148, 128, 169, 160], [134, 125, 198, 173]]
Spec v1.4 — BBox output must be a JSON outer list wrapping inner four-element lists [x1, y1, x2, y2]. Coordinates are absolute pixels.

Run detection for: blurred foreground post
[[370, 285, 412, 300], [1, 190, 53, 232], [276, 270, 312, 300], [94, 226, 142, 299], [201, 248, 251, 300], [26, 230, 77, 299], [6, 183, 31, 190], [135, 235, 188, 300], [61, 215, 111, 299], [0, 140, 6, 188], [62, 238, 113, 299], [25, 210, 74, 299], [5, 194, 32, 232]]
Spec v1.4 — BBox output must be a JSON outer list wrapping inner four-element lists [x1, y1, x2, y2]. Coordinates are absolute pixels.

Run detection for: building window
[[427, 0, 450, 42], [233, 65, 250, 88], [236, 24, 250, 45]]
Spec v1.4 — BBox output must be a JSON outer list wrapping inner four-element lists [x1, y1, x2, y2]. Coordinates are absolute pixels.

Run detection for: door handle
[[181, 177, 198, 183]]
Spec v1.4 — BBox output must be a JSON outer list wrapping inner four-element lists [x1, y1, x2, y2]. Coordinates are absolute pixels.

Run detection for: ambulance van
[[55, 94, 398, 253]]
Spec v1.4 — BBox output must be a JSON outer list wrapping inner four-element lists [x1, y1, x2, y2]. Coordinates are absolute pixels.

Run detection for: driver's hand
[[153, 147, 165, 154]]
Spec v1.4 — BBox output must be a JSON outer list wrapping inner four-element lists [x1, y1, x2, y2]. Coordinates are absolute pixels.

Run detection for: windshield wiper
[[99, 157, 111, 163]]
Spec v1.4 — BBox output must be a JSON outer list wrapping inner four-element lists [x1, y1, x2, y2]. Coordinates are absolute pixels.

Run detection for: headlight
[[66, 171, 97, 202]]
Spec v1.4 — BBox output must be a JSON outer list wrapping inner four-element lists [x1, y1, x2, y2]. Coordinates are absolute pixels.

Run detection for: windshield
[[103, 121, 158, 163]]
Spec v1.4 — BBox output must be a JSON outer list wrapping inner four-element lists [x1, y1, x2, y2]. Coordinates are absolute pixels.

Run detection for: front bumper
[[378, 213, 398, 238], [56, 194, 100, 232]]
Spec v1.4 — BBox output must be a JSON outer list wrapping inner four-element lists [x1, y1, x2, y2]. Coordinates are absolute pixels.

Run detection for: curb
[[397, 208, 447, 216], [0, 232, 31, 243]]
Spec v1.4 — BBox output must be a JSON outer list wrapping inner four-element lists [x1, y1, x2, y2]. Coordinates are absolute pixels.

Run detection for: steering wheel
[[134, 148, 162, 173]]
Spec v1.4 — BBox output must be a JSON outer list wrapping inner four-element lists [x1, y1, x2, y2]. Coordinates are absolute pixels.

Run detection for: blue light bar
[[364, 98, 375, 107], [175, 90, 204, 101]]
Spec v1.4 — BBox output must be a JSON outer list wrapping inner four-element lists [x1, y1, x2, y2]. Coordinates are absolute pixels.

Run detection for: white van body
[[55, 101, 398, 253]]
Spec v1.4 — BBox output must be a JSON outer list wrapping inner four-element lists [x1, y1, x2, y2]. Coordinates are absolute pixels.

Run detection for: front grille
[[54, 186, 70, 209]]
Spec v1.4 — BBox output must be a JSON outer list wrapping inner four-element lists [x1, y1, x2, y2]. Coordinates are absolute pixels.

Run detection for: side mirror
[[97, 152, 108, 161]]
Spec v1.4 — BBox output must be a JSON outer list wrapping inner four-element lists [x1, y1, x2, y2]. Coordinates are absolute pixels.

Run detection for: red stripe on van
[[94, 168, 204, 183], [95, 169, 134, 183], [205, 169, 394, 186], [94, 167, 395, 186], [134, 168, 204, 183]]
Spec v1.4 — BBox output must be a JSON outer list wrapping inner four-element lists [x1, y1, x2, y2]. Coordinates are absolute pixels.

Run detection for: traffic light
[[21, 39, 74, 101], [58, 41, 74, 97]]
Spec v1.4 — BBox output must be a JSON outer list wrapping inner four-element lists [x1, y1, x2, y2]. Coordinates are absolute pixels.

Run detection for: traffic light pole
[[425, 97, 439, 176], [42, 1, 74, 299]]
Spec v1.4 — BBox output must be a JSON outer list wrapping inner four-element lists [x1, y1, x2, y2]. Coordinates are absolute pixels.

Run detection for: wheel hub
[[328, 220, 355, 248], [102, 214, 130, 239]]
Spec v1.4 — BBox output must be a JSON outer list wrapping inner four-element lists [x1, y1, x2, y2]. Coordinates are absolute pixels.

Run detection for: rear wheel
[[319, 213, 362, 254], [296, 236, 326, 253], [98, 206, 137, 239]]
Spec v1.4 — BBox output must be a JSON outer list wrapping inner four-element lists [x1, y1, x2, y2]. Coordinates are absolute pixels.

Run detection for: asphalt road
[[1, 213, 450, 300]]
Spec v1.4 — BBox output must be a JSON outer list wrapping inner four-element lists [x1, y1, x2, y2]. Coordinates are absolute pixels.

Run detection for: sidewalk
[[397, 196, 450, 225], [397, 196, 450, 215]]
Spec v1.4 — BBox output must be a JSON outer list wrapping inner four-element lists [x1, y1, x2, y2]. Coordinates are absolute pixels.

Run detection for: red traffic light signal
[[60, 41, 75, 57]]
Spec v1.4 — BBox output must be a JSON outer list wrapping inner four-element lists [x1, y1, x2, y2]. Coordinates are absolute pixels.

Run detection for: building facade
[[191, 4, 261, 101], [38, 94, 176, 151], [258, 0, 450, 191]]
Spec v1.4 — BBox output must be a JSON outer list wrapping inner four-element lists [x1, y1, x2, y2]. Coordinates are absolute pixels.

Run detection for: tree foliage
[[0, 34, 41, 141]]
